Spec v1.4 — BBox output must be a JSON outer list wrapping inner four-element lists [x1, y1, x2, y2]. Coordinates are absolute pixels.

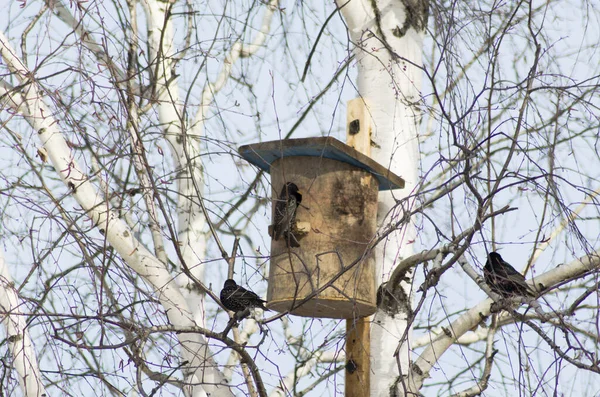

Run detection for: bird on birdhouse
[[483, 252, 536, 298], [220, 279, 268, 313], [270, 182, 302, 247]]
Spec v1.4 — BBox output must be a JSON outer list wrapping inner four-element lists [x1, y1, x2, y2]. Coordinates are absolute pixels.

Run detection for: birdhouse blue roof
[[238, 137, 405, 190]]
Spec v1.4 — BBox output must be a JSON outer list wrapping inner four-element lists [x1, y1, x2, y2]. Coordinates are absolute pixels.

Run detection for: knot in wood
[[345, 359, 358, 374]]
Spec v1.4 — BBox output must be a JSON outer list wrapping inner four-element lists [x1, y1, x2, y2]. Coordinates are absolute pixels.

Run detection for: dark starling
[[270, 182, 302, 247], [484, 252, 536, 298], [220, 279, 268, 313]]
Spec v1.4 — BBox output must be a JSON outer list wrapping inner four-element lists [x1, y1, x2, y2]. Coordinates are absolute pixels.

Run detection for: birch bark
[[142, 0, 208, 327], [0, 249, 47, 397]]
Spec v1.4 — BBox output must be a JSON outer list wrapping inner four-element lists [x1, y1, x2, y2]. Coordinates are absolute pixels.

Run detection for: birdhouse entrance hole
[[239, 137, 404, 319]]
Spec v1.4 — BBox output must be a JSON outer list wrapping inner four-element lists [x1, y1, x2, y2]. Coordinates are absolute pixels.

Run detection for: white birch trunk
[[335, 1, 427, 395], [0, 249, 47, 397], [141, 0, 208, 328]]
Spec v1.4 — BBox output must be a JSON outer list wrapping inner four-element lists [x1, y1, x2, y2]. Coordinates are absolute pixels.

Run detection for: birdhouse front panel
[[267, 156, 378, 319]]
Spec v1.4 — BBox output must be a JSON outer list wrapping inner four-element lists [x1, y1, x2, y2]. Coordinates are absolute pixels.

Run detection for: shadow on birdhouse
[[239, 137, 404, 319]]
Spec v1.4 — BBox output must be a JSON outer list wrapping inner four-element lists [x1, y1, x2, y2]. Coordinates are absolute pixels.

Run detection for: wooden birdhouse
[[239, 136, 404, 319]]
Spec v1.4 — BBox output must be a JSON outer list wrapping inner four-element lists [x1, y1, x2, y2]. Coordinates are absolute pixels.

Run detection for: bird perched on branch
[[483, 252, 536, 298], [220, 279, 268, 313], [270, 182, 302, 247]]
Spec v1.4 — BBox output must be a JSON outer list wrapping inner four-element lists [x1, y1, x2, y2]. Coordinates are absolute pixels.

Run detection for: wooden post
[[346, 98, 372, 157], [345, 98, 372, 397]]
